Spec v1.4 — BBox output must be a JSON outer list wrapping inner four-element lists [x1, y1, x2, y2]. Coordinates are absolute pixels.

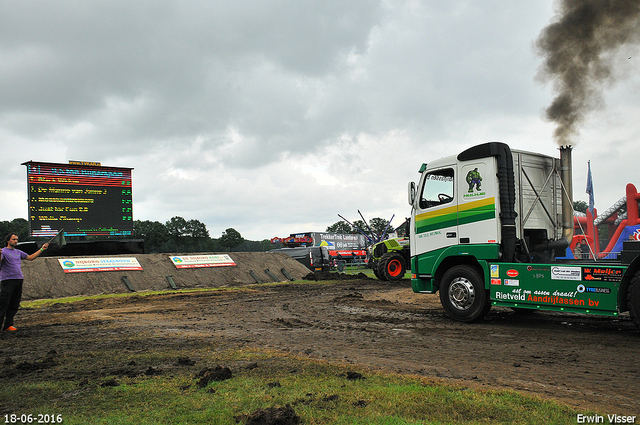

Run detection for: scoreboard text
[[23, 161, 133, 237]]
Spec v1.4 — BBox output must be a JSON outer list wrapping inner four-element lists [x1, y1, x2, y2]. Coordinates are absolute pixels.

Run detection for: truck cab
[[407, 142, 640, 327], [409, 143, 560, 293]]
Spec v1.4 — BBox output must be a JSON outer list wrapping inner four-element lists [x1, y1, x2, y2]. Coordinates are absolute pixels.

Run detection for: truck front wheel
[[439, 265, 490, 322], [378, 252, 406, 281]]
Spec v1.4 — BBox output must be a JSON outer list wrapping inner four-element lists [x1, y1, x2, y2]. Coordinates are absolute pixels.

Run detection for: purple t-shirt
[[1, 247, 28, 281]]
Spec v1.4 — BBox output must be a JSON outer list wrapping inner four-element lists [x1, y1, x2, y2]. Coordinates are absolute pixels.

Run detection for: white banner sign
[[58, 257, 143, 273], [551, 266, 582, 281], [170, 254, 236, 269]]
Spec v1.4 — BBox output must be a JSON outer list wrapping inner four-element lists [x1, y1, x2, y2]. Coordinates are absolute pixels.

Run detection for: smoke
[[536, 0, 640, 145]]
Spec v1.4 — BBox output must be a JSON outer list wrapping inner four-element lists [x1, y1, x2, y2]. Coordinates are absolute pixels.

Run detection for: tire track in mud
[[245, 280, 640, 414], [4, 278, 640, 415]]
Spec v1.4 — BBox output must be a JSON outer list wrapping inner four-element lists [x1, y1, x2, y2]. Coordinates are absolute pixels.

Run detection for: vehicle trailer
[[408, 142, 640, 327], [269, 246, 331, 272]]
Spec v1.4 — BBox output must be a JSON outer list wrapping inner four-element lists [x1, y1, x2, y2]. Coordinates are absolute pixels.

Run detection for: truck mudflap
[[411, 256, 436, 293], [488, 263, 623, 315], [412, 276, 436, 294]]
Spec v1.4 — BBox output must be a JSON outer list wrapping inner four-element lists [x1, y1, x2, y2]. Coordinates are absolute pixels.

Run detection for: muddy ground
[[2, 275, 639, 417]]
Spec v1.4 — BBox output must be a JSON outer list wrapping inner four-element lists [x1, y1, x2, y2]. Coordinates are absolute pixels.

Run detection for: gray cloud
[[1, 0, 638, 240]]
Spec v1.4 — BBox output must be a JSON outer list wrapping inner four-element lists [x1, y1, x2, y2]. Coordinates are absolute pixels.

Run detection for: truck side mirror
[[408, 181, 416, 206]]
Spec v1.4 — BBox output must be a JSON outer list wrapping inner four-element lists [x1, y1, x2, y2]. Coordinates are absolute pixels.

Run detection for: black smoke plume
[[536, 0, 640, 145]]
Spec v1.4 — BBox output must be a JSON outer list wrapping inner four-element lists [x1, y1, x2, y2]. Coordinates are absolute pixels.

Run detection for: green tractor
[[337, 211, 410, 281], [369, 237, 410, 281]]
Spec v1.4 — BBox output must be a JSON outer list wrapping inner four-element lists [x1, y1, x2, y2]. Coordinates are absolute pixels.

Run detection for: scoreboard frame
[[22, 161, 134, 237]]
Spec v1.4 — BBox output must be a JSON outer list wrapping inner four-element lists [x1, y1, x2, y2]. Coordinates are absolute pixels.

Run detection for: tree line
[[0, 218, 30, 243], [134, 217, 264, 253], [133, 217, 283, 253], [325, 217, 407, 240], [0, 217, 279, 254], [0, 215, 405, 254]]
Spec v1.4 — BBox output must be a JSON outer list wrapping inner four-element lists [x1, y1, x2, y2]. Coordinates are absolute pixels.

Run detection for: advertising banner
[[170, 254, 236, 269], [311, 232, 367, 249], [489, 263, 621, 312], [58, 257, 142, 273]]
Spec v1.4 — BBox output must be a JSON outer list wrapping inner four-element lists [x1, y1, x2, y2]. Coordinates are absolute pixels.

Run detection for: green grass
[[1, 346, 588, 424]]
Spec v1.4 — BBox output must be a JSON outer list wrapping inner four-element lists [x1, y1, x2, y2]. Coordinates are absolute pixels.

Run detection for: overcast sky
[[1, 0, 639, 241]]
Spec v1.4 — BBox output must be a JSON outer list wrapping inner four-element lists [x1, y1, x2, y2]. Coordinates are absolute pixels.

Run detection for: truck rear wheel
[[628, 272, 640, 329], [378, 252, 406, 281], [439, 265, 490, 322]]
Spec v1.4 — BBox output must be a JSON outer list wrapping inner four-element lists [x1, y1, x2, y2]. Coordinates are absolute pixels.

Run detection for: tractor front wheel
[[377, 252, 406, 281], [372, 263, 385, 280]]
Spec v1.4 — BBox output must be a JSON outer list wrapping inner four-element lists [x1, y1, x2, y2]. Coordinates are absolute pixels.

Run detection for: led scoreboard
[[23, 161, 133, 237]]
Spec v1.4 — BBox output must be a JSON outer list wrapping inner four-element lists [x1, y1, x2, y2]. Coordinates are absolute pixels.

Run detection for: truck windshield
[[420, 169, 454, 209]]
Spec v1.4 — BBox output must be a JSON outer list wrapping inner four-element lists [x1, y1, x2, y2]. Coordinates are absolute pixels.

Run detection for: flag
[[586, 161, 594, 214], [47, 228, 66, 248]]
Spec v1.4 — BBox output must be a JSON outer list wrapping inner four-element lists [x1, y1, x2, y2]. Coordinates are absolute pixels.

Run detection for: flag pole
[[47, 228, 64, 244]]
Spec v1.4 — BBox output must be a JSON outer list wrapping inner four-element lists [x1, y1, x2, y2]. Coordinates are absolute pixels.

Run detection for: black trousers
[[0, 279, 23, 330]]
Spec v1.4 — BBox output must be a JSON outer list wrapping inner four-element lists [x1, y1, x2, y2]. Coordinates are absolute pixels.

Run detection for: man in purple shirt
[[0, 233, 49, 331]]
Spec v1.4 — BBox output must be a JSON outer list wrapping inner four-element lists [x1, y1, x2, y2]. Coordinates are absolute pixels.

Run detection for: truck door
[[413, 166, 458, 270], [457, 161, 499, 244]]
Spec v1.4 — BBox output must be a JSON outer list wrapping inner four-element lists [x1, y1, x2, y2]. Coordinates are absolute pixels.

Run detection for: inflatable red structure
[[572, 183, 640, 259]]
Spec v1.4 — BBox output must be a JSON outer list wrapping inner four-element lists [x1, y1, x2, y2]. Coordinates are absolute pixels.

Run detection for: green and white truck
[[408, 142, 640, 327]]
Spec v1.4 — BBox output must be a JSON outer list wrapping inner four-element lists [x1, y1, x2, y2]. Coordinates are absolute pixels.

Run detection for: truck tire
[[628, 272, 640, 329], [378, 252, 406, 281], [439, 265, 490, 322]]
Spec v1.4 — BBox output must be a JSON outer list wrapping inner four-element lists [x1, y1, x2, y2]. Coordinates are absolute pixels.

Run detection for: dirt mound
[[237, 404, 300, 425], [197, 366, 233, 387], [20, 252, 311, 301]]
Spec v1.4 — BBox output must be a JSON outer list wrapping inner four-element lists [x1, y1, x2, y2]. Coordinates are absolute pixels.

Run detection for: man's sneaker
[[3, 326, 17, 331]]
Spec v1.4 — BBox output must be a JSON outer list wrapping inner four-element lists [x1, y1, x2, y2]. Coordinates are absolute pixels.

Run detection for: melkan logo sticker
[[506, 269, 518, 277]]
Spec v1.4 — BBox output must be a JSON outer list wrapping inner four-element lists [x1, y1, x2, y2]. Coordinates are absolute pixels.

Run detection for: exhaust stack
[[532, 145, 574, 255], [558, 145, 574, 249], [543, 146, 574, 253]]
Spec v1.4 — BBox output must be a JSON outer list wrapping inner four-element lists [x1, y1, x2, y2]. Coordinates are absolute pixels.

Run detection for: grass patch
[[1, 346, 588, 424]]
